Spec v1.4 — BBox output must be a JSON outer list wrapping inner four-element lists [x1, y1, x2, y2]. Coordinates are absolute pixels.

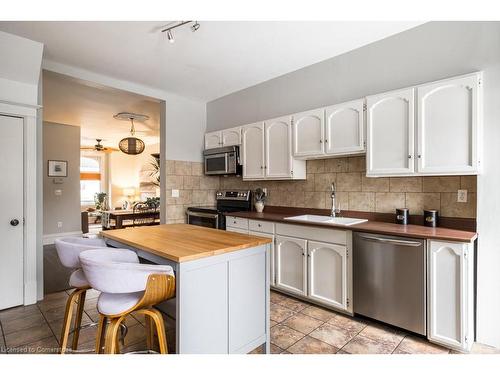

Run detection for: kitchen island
[[101, 224, 272, 354]]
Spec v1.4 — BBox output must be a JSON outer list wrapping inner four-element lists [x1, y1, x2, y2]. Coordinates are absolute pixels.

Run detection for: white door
[[275, 235, 307, 296], [308, 241, 348, 311], [417, 74, 480, 174], [366, 88, 415, 176], [0, 115, 24, 310], [292, 108, 324, 157], [222, 127, 241, 147], [249, 231, 275, 287], [204, 131, 222, 149], [265, 116, 292, 178], [241, 123, 265, 180], [428, 240, 470, 351], [325, 99, 365, 156]]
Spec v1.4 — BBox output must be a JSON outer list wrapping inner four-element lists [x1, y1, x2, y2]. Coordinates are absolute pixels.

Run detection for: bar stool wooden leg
[[104, 316, 125, 354], [60, 289, 83, 354], [95, 315, 107, 354], [71, 290, 87, 351], [146, 309, 167, 354]]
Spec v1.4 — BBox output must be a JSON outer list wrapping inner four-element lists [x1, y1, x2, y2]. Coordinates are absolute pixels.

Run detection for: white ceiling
[[43, 71, 160, 147], [0, 21, 423, 102]]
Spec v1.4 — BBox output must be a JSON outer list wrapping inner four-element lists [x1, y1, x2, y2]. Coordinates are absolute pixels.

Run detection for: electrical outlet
[[171, 189, 179, 198], [57, 221, 63, 228], [457, 189, 468, 203]]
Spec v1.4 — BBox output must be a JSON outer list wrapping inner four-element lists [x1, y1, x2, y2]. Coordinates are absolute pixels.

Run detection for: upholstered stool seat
[[54, 237, 136, 353], [80, 248, 175, 354]]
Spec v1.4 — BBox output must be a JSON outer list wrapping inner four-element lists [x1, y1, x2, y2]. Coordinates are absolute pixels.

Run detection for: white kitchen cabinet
[[226, 227, 248, 234], [275, 235, 307, 297], [325, 99, 365, 156], [292, 108, 325, 157], [366, 88, 415, 176], [307, 241, 349, 312], [428, 240, 474, 352], [205, 131, 222, 149], [265, 116, 292, 178], [222, 127, 241, 147], [250, 230, 275, 287], [205, 127, 241, 149], [241, 123, 265, 179], [417, 73, 481, 175]]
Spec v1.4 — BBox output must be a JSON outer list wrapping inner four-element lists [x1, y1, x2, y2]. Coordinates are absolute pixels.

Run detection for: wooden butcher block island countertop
[[101, 224, 272, 263]]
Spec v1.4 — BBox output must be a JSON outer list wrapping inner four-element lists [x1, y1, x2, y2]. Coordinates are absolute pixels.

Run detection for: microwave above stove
[[203, 146, 242, 176]]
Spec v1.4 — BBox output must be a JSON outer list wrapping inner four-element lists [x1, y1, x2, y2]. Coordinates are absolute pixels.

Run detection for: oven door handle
[[186, 210, 219, 219]]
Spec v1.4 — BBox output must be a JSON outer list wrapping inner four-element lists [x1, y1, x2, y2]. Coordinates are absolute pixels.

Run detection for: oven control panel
[[216, 190, 251, 201]]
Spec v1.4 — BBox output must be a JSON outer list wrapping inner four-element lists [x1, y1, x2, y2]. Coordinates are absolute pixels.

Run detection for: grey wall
[[43, 122, 81, 235], [206, 21, 500, 348]]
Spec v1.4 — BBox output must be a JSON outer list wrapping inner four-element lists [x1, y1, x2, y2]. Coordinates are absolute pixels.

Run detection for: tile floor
[[0, 288, 498, 354]]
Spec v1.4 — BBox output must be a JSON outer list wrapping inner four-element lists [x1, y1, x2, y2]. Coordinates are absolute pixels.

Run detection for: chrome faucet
[[330, 182, 340, 217]]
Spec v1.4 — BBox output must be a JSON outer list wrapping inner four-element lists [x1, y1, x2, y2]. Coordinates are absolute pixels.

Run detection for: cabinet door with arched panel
[[275, 235, 307, 296], [325, 99, 365, 156], [417, 73, 481, 175], [241, 123, 265, 180], [292, 108, 325, 157], [366, 88, 415, 176], [307, 240, 350, 312], [265, 116, 292, 178], [428, 240, 474, 352]]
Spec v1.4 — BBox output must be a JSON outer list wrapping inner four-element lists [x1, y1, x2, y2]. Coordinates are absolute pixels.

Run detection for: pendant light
[[114, 113, 148, 155]]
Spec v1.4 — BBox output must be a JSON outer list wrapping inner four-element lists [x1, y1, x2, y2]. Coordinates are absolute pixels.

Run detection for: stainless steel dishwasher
[[353, 232, 426, 335]]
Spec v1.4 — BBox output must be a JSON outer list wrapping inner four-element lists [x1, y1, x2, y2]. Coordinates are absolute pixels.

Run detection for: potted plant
[[254, 188, 266, 213]]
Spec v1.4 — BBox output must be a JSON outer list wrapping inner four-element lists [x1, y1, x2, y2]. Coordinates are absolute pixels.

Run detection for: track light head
[[191, 22, 200, 32], [167, 29, 175, 43]]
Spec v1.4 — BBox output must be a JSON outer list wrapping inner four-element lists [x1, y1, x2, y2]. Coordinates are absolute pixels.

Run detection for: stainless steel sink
[[284, 214, 368, 226]]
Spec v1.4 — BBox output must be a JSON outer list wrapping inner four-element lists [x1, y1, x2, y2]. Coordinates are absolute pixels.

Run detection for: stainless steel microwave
[[203, 146, 242, 175]]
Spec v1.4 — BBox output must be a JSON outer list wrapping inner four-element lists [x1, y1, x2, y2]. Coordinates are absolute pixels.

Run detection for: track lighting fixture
[[166, 29, 174, 43], [161, 21, 200, 44]]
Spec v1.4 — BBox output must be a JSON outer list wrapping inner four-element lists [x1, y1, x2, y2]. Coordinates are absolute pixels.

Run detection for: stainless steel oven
[[203, 146, 241, 176], [186, 209, 220, 229]]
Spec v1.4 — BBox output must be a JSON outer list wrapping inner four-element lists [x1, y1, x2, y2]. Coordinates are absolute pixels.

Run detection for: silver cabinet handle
[[408, 155, 412, 159], [358, 234, 421, 247]]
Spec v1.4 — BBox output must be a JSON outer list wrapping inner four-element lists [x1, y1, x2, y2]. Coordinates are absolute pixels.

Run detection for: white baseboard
[[43, 231, 83, 245]]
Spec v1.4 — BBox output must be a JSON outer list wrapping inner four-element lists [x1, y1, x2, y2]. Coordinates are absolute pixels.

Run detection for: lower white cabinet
[[428, 240, 474, 352], [275, 235, 307, 296], [308, 241, 349, 312]]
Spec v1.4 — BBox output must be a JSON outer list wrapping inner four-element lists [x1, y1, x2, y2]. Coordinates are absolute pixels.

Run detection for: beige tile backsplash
[[166, 156, 477, 222]]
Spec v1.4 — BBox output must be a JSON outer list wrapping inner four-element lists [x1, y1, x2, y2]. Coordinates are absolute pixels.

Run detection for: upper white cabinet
[[366, 88, 415, 176], [242, 118, 306, 181], [241, 123, 265, 179], [222, 127, 241, 147], [292, 100, 365, 159], [417, 73, 481, 175], [265, 116, 293, 179], [428, 240, 474, 352], [205, 131, 223, 149], [366, 72, 482, 177], [275, 235, 307, 297], [325, 99, 365, 156], [308, 241, 350, 312], [292, 109, 325, 157], [204, 127, 241, 149]]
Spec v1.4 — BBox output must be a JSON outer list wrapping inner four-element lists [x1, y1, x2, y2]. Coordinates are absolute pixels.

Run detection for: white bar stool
[[79, 248, 175, 354], [54, 237, 136, 353]]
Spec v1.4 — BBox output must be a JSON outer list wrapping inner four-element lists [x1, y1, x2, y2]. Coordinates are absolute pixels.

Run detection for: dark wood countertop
[[225, 208, 477, 243]]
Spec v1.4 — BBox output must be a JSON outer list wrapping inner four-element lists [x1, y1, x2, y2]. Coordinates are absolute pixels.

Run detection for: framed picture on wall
[[48, 160, 67, 177]]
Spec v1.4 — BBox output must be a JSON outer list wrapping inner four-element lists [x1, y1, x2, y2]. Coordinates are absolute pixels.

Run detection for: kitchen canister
[[424, 209, 439, 227], [395, 208, 409, 225]]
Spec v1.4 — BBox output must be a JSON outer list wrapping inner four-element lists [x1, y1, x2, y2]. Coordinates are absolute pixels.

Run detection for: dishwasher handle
[[357, 234, 422, 247]]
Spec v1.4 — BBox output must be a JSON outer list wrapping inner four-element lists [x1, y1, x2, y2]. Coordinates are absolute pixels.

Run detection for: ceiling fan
[[80, 139, 119, 153]]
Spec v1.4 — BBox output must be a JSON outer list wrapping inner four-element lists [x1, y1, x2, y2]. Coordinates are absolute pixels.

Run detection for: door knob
[[10, 219, 19, 226]]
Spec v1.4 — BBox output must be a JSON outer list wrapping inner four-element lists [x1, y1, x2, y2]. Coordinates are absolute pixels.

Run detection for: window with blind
[[80, 156, 102, 205]]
